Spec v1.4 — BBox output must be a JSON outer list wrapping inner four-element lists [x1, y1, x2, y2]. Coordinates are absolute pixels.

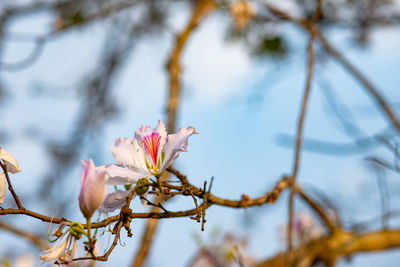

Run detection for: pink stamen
[[143, 132, 161, 166]]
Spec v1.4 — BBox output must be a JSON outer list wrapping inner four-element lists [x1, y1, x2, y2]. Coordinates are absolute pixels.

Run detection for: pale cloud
[[183, 17, 254, 105]]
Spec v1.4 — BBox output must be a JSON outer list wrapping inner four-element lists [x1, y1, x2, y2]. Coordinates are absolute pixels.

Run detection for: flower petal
[[135, 125, 154, 144], [59, 235, 77, 263], [99, 189, 134, 213], [79, 159, 109, 218], [161, 126, 198, 171], [40, 238, 68, 261], [0, 147, 21, 174], [98, 164, 148, 185], [110, 138, 148, 172], [0, 173, 6, 204], [68, 238, 77, 261]]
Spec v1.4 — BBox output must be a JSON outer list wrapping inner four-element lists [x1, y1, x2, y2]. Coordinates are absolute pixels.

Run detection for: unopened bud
[[70, 222, 85, 240], [136, 178, 150, 196]]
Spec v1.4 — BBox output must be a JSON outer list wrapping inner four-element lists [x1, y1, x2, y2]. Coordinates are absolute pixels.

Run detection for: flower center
[[143, 132, 161, 167]]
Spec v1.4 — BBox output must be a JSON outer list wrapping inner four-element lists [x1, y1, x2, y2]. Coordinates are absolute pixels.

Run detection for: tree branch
[[0, 221, 50, 249], [287, 24, 316, 264], [256, 229, 400, 267]]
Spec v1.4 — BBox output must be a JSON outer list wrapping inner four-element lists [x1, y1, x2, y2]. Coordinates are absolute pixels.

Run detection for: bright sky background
[[1, 2, 400, 266]]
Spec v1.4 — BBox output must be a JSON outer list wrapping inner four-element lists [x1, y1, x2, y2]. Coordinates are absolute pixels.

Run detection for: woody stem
[[156, 175, 164, 194]]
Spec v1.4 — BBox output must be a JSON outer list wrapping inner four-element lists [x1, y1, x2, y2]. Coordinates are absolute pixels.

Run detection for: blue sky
[[1, 3, 400, 266]]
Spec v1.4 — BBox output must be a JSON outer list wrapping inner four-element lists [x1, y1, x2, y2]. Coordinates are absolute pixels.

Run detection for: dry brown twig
[[0, 160, 292, 263], [287, 22, 316, 267]]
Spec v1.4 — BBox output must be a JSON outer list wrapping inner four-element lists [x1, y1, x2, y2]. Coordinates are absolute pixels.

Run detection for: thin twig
[[189, 191, 201, 222], [296, 188, 336, 231], [201, 181, 207, 231], [0, 173, 290, 230], [140, 196, 169, 213], [287, 26, 316, 265]]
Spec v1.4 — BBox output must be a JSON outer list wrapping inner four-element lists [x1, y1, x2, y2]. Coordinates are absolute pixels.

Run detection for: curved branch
[[0, 221, 50, 249], [255, 229, 400, 267]]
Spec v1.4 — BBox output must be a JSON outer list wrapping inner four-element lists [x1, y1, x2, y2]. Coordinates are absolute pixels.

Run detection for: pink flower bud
[[79, 159, 108, 219]]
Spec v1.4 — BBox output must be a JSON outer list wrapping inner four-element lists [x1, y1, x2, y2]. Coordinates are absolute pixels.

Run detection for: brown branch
[[255, 229, 400, 267], [167, 167, 190, 185], [287, 26, 316, 264], [0, 208, 68, 224], [0, 182, 153, 230], [72, 220, 124, 262], [167, 168, 291, 207], [0, 182, 153, 226], [140, 195, 169, 213], [86, 172, 291, 232], [0, 165, 290, 264], [264, 4, 309, 29], [189, 191, 201, 222], [0, 221, 50, 249], [0, 172, 289, 229], [165, 0, 216, 132], [296, 188, 337, 231]]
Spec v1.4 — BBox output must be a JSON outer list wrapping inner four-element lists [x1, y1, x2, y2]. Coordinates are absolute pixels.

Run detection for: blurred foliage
[[253, 35, 287, 57]]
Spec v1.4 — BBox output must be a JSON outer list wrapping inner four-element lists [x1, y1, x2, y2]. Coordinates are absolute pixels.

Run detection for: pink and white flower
[[102, 120, 198, 185], [0, 147, 21, 174], [79, 159, 108, 219]]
